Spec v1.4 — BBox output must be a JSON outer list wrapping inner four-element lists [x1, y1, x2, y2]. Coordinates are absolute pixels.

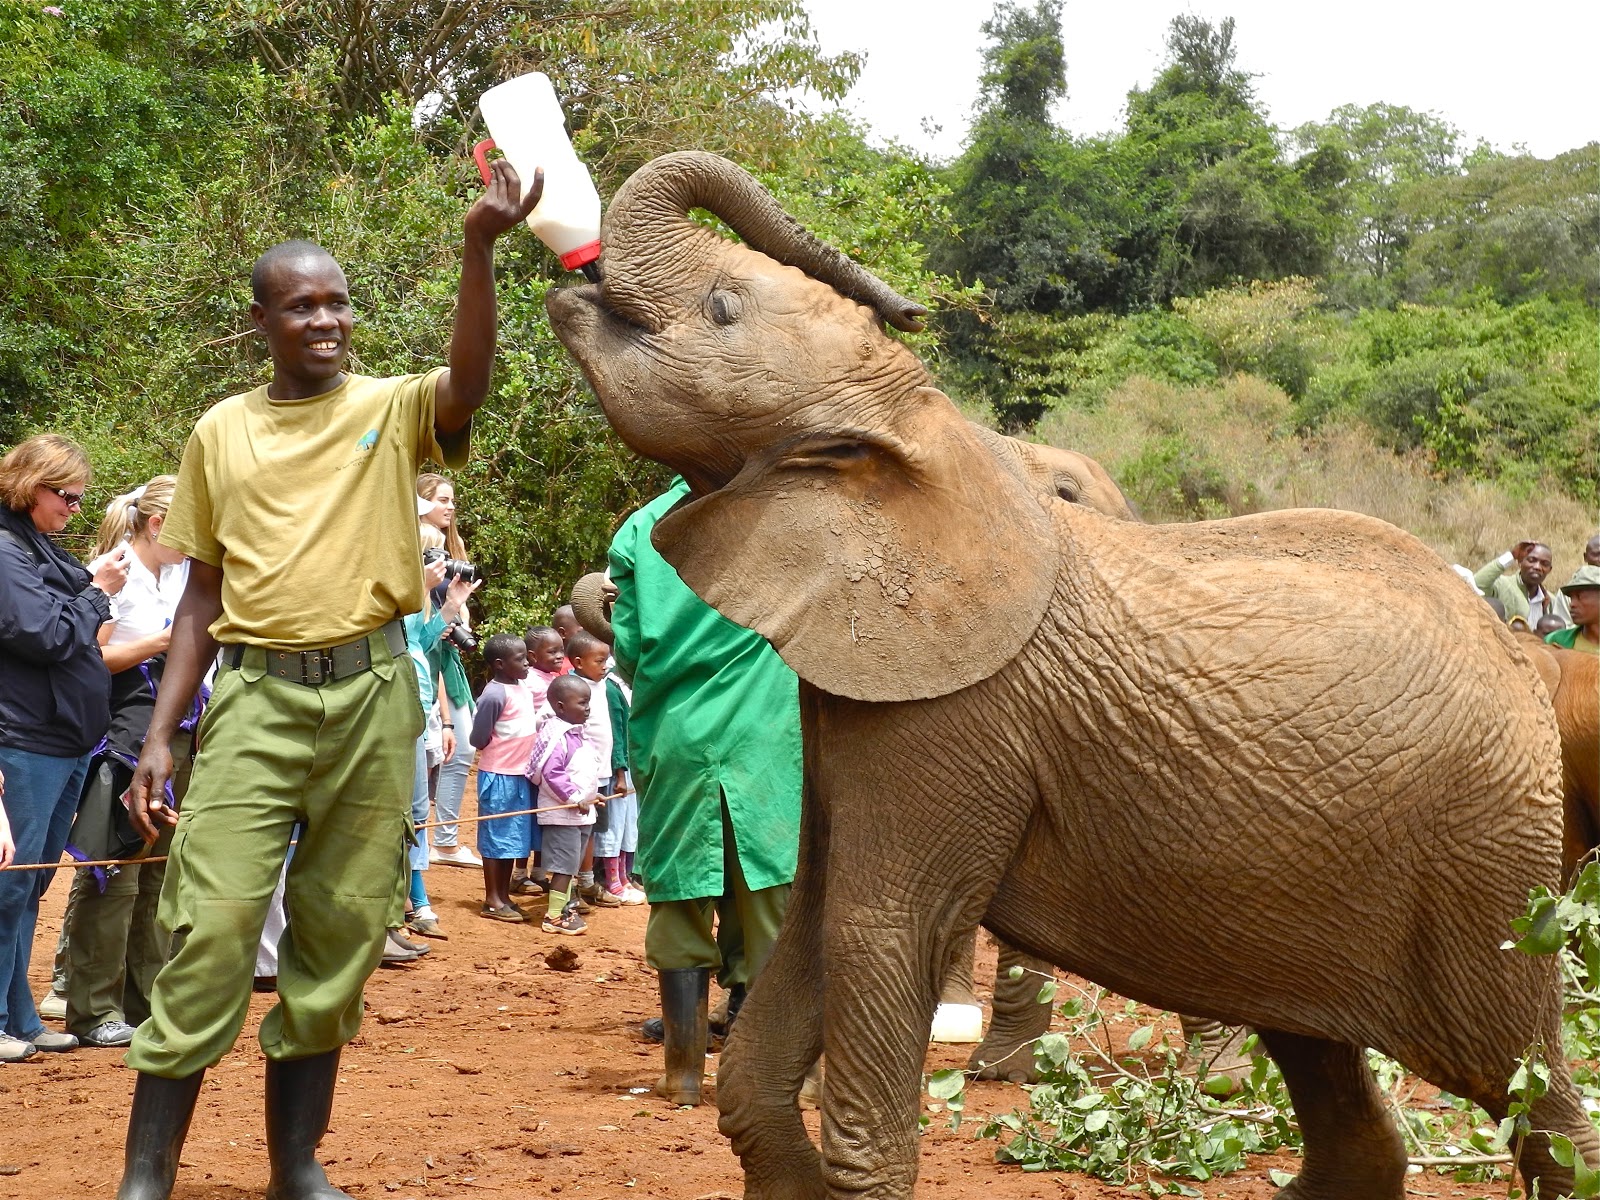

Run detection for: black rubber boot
[[654, 967, 711, 1106], [645, 980, 739, 1046], [714, 982, 747, 1036], [116, 1070, 205, 1200], [264, 1050, 352, 1200]]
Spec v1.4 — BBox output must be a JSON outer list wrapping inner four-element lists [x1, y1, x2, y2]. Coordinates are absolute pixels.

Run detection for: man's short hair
[[251, 239, 337, 304], [548, 674, 589, 705], [482, 631, 525, 665], [566, 629, 608, 658]]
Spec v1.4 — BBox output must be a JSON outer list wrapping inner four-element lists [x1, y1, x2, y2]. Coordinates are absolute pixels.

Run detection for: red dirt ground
[[7, 829, 1507, 1200]]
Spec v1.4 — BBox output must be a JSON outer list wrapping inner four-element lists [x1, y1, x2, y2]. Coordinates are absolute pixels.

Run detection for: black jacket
[[0, 505, 113, 757]]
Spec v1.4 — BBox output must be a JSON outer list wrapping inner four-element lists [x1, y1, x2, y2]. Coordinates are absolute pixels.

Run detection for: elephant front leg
[[817, 908, 948, 1200], [717, 789, 828, 1200], [969, 939, 1054, 1083]]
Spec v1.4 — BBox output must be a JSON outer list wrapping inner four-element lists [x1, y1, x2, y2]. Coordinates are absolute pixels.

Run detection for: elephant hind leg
[[1176, 1015, 1256, 1095], [968, 940, 1054, 1083], [1426, 1050, 1598, 1199], [1256, 1029, 1406, 1200]]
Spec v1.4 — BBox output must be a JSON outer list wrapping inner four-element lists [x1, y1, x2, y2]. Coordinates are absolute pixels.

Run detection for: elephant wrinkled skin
[[1514, 632, 1599, 883], [547, 150, 1595, 1200]]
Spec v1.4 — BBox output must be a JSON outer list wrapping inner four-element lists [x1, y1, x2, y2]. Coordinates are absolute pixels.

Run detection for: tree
[[1289, 102, 1464, 303], [1134, 14, 1255, 113], [1121, 15, 1331, 301], [1396, 143, 1599, 306], [975, 0, 1066, 122], [929, 2, 1152, 424]]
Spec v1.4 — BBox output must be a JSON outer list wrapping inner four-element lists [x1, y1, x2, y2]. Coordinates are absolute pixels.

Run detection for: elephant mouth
[[545, 283, 648, 406], [547, 283, 646, 350]]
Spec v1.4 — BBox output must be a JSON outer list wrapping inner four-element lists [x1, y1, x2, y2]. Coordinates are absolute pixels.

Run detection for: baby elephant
[[548, 150, 1596, 1200]]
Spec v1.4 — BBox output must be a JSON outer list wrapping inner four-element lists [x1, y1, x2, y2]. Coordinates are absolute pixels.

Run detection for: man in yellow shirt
[[114, 159, 542, 1200]]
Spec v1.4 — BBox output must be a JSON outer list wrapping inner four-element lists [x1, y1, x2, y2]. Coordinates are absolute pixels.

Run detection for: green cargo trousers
[[644, 803, 790, 989], [126, 631, 420, 1078], [63, 733, 192, 1036]]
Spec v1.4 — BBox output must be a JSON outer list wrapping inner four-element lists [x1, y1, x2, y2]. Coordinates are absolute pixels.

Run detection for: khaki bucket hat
[[1558, 565, 1600, 593]]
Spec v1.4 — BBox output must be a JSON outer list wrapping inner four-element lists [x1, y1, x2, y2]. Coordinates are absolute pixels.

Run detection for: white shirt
[[581, 675, 613, 777], [89, 548, 187, 646]]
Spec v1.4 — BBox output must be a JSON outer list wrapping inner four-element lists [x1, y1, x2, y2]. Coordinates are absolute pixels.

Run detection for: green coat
[[608, 479, 802, 902]]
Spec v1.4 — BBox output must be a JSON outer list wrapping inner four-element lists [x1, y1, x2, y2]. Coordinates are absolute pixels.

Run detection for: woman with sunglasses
[[0, 434, 128, 1063]]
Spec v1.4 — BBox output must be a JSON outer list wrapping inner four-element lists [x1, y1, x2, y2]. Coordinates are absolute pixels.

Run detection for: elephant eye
[[1055, 481, 1080, 503], [708, 290, 743, 326]]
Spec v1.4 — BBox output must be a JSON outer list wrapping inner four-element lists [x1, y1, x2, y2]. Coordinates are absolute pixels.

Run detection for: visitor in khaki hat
[[1544, 566, 1600, 655], [114, 157, 542, 1200]]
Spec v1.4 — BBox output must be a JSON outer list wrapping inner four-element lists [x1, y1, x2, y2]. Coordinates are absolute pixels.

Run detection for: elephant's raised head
[[546, 150, 931, 492], [547, 152, 1060, 704]]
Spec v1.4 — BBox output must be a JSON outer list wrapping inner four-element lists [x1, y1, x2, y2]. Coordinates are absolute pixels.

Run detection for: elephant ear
[[650, 390, 1057, 703]]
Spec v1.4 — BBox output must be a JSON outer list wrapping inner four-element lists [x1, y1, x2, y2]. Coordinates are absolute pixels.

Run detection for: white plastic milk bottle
[[475, 73, 602, 278]]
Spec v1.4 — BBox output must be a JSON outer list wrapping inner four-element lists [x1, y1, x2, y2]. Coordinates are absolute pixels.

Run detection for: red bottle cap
[[559, 241, 602, 271]]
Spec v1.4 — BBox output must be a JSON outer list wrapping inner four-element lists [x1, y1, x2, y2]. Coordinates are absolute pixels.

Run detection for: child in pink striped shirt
[[468, 633, 540, 922]]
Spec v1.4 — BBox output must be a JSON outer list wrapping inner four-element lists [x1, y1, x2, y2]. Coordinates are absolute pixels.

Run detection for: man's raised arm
[[434, 157, 545, 435]]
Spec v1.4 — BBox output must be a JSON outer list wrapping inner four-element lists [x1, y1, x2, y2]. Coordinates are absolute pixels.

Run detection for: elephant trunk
[[570, 572, 614, 644], [599, 150, 926, 334]]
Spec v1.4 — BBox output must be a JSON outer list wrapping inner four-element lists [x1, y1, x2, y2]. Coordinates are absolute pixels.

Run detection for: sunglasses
[[50, 487, 85, 509]]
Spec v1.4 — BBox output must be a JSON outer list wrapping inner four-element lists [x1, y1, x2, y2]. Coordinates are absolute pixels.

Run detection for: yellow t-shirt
[[160, 370, 468, 648]]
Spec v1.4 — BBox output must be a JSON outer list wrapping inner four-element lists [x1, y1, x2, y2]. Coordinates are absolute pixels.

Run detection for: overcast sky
[[799, 0, 1598, 161]]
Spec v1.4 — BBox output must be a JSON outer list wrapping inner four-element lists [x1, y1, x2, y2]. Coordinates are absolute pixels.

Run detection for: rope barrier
[[0, 790, 632, 873]]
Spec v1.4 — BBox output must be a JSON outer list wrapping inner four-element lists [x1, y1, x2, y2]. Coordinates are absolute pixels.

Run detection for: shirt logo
[[338, 428, 383, 471]]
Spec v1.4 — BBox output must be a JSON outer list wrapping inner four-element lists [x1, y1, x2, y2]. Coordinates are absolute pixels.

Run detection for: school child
[[523, 624, 566, 708], [564, 631, 614, 907], [525, 675, 601, 934], [551, 605, 580, 673], [589, 645, 642, 903], [512, 624, 567, 897], [467, 633, 540, 921]]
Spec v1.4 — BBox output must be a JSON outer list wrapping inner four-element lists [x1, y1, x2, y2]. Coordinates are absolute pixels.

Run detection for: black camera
[[444, 621, 478, 653], [422, 546, 482, 584]]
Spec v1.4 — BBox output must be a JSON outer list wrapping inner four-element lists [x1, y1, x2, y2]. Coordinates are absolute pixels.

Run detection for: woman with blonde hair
[[0, 434, 127, 1062], [56, 475, 197, 1048], [417, 473, 479, 866]]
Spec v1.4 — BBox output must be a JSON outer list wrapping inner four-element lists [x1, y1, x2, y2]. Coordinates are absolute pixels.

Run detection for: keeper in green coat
[[608, 478, 801, 1106]]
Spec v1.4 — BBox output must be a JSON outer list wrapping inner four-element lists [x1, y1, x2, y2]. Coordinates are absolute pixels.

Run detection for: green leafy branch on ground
[[927, 975, 1298, 1196]]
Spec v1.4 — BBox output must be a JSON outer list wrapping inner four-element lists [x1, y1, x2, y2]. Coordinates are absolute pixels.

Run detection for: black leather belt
[[225, 619, 407, 686]]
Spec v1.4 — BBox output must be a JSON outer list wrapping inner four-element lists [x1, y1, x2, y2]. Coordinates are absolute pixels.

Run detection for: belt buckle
[[309, 649, 333, 685]]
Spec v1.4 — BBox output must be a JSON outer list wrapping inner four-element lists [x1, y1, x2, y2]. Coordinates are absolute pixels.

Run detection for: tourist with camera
[[59, 476, 197, 1051], [418, 473, 482, 868], [399, 530, 481, 944]]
